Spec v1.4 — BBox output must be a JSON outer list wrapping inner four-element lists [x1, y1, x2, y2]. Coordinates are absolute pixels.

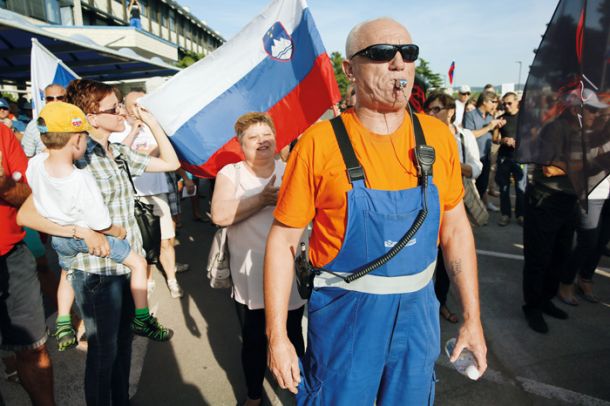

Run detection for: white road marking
[[476, 249, 610, 279], [437, 357, 610, 406]]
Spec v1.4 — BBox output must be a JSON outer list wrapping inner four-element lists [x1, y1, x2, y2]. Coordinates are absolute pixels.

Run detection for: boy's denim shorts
[[52, 235, 131, 270]]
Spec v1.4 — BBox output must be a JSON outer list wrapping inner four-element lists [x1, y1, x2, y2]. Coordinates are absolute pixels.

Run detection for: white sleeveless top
[[218, 160, 306, 310]]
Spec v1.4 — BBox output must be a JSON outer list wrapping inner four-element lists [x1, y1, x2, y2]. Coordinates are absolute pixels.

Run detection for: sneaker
[[486, 202, 500, 212], [55, 324, 78, 351], [167, 279, 183, 298], [498, 215, 510, 226], [541, 301, 568, 319], [516, 216, 524, 226], [132, 315, 173, 341], [522, 305, 548, 334], [175, 263, 190, 273]]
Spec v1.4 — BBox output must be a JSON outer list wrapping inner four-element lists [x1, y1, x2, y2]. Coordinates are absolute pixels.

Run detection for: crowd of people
[[0, 15, 608, 406]]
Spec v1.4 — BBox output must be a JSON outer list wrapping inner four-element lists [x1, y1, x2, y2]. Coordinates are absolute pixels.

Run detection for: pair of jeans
[[234, 302, 305, 400], [522, 183, 578, 308], [70, 270, 134, 406], [495, 156, 524, 218]]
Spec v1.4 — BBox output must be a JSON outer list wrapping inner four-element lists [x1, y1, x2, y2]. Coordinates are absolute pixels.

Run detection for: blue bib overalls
[[296, 116, 442, 405]]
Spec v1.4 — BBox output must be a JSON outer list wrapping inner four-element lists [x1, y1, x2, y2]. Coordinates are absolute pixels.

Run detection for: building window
[[161, 6, 167, 27], [139, 0, 147, 16], [169, 10, 175, 31]]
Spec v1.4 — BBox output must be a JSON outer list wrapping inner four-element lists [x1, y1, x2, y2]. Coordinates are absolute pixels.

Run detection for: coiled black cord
[[315, 176, 429, 283]]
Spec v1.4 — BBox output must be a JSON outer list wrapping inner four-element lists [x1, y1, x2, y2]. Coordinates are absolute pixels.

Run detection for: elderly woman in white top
[[425, 91, 482, 323], [211, 112, 305, 406]]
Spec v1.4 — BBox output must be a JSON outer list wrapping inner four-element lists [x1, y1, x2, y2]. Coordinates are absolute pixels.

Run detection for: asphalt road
[[2, 196, 610, 406]]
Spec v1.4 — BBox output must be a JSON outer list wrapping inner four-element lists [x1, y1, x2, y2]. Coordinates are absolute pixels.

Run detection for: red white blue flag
[[141, 0, 340, 178], [448, 61, 455, 86]]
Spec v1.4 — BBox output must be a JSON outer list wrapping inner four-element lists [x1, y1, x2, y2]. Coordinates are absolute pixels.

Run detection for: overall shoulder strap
[[412, 113, 427, 147], [330, 116, 365, 184], [410, 113, 435, 180]]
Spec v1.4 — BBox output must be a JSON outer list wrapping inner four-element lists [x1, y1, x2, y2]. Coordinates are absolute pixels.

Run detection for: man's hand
[[542, 165, 565, 177], [451, 319, 487, 378], [78, 227, 110, 257], [260, 175, 279, 206], [502, 137, 516, 148], [0, 150, 4, 179], [267, 335, 301, 394], [184, 178, 196, 195]]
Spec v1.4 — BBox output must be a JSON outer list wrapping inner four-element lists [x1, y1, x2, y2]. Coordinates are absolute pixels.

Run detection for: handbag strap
[[457, 127, 466, 164], [115, 155, 139, 198]]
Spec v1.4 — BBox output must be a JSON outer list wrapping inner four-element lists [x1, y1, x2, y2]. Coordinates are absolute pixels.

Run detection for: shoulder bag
[[117, 157, 162, 263], [206, 163, 241, 289], [459, 130, 489, 226]]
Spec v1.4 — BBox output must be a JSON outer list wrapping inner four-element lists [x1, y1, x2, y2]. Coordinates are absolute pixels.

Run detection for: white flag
[[31, 38, 79, 116]]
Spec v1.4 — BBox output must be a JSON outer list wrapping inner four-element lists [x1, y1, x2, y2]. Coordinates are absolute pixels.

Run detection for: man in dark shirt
[[496, 92, 524, 225], [521, 98, 604, 333]]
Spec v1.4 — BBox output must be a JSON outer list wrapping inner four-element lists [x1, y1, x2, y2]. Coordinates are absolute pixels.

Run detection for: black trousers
[[434, 249, 450, 306], [234, 302, 305, 400], [522, 183, 578, 308]]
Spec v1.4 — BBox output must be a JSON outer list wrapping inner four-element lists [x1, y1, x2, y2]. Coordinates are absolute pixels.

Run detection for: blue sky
[[183, 0, 559, 88]]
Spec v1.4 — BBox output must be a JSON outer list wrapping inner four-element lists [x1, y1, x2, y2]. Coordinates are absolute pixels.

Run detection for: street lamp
[[516, 61, 523, 91]]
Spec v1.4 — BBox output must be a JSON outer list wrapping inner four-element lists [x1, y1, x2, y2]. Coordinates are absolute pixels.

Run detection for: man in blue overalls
[[264, 18, 487, 404]]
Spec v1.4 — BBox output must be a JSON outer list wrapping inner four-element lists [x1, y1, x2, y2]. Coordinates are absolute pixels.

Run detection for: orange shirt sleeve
[[440, 123, 464, 211], [274, 136, 316, 229]]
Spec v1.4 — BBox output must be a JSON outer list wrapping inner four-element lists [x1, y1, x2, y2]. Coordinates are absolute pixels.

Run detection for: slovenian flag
[[30, 38, 79, 117], [448, 61, 455, 86], [140, 0, 340, 178]]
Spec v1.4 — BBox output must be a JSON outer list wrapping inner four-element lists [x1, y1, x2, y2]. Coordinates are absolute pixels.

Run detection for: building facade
[[0, 0, 224, 63]]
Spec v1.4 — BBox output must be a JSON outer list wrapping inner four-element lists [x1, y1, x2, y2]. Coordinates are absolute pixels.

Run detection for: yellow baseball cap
[[38, 101, 91, 133]]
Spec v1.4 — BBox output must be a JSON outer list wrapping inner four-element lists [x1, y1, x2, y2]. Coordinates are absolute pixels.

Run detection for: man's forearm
[[440, 205, 481, 322], [264, 222, 303, 339]]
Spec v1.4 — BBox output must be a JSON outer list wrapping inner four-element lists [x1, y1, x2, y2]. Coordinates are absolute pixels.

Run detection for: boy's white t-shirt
[[26, 152, 112, 230]]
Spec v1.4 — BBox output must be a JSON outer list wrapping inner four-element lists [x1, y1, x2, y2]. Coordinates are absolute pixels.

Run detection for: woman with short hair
[[211, 112, 305, 406]]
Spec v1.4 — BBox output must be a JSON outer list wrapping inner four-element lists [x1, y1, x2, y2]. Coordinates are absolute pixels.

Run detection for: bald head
[[44, 84, 66, 99], [345, 18, 412, 58]]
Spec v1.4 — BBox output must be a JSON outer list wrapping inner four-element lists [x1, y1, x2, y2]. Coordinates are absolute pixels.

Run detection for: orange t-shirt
[[274, 110, 463, 267]]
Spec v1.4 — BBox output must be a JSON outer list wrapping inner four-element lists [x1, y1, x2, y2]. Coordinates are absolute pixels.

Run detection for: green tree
[[177, 50, 205, 68], [416, 58, 443, 89], [330, 51, 349, 99]]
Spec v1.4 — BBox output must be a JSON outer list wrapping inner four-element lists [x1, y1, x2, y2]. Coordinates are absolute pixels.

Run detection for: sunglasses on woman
[[350, 44, 419, 62], [426, 106, 446, 114], [95, 103, 124, 115]]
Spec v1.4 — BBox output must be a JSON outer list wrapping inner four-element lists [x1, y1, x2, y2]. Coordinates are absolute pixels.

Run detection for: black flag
[[517, 0, 610, 201]]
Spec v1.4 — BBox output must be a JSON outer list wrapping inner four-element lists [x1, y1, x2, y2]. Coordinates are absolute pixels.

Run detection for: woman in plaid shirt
[[18, 79, 180, 405]]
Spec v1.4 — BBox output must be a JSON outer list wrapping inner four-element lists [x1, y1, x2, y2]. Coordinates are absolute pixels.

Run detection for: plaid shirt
[[72, 139, 150, 275]]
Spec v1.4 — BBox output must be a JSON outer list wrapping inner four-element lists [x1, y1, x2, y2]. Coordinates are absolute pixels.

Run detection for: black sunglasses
[[350, 44, 419, 62], [426, 106, 446, 114], [45, 95, 66, 102]]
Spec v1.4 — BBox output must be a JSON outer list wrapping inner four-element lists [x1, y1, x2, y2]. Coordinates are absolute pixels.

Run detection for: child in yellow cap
[[25, 102, 172, 350]]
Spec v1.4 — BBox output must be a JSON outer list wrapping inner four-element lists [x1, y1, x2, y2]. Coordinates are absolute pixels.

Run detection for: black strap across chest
[[330, 113, 429, 184]]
